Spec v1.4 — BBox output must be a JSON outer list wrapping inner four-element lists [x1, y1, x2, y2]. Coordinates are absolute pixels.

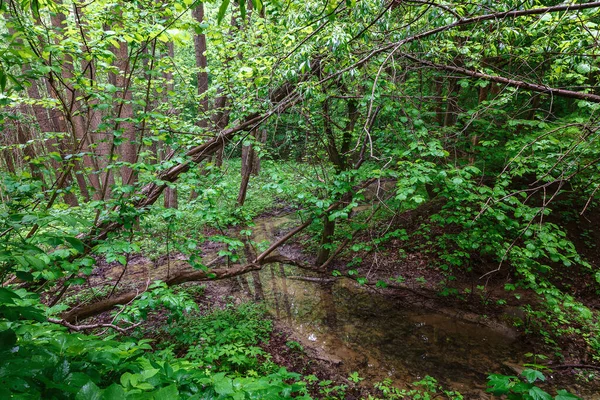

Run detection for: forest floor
[[61, 200, 600, 398]]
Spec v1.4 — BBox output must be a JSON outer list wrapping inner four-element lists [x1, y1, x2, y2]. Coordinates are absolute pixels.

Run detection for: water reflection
[[248, 264, 525, 392]]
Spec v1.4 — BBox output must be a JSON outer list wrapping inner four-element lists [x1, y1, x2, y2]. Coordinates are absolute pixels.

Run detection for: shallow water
[[236, 214, 600, 398], [240, 265, 526, 396]]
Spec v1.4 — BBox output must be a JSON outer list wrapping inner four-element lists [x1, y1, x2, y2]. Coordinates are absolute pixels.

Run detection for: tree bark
[[193, 3, 209, 128], [315, 217, 335, 266], [237, 131, 256, 206], [113, 38, 138, 187], [163, 41, 178, 209]]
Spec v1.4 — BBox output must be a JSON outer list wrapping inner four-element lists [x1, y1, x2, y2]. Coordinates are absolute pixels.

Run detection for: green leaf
[[25, 255, 46, 270], [213, 373, 234, 395], [217, 0, 230, 23], [0, 288, 20, 304], [30, 0, 40, 19], [101, 384, 126, 400], [0, 71, 6, 92], [239, 0, 246, 20], [555, 389, 582, 400], [65, 237, 85, 254], [0, 329, 17, 351], [76, 381, 103, 400], [154, 385, 178, 400], [486, 374, 514, 393], [528, 386, 552, 400], [576, 63, 591, 74], [15, 271, 34, 282], [251, 0, 262, 12], [522, 369, 545, 383]]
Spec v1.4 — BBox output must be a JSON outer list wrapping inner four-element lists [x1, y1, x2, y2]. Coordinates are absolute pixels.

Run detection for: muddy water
[[103, 211, 596, 397], [230, 215, 528, 395], [240, 265, 524, 396]]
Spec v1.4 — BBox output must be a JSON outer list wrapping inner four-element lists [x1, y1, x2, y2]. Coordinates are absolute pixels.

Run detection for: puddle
[[238, 265, 526, 396]]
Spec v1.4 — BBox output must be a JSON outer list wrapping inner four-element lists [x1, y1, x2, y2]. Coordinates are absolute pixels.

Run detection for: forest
[[1, 0, 600, 398]]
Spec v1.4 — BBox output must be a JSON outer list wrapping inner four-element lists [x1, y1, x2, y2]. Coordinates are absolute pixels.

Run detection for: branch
[[84, 93, 302, 246], [47, 317, 141, 334], [61, 256, 313, 323], [321, 1, 600, 84], [552, 364, 600, 371], [404, 54, 600, 103]]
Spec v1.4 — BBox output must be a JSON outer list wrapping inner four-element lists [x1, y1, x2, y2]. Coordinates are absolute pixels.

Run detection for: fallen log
[[61, 254, 320, 323]]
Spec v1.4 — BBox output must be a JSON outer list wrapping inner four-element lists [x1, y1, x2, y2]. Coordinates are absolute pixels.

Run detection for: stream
[[230, 214, 599, 398], [239, 265, 524, 397], [107, 213, 598, 398]]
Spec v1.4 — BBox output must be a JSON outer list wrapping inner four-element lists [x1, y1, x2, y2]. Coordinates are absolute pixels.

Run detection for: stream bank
[[80, 210, 600, 398]]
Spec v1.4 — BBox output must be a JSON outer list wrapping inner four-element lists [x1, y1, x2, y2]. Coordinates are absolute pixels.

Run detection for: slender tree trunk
[[237, 131, 256, 206], [113, 39, 137, 187], [444, 76, 460, 127], [50, 3, 98, 201], [163, 41, 178, 209], [341, 99, 358, 156], [434, 77, 444, 125], [193, 3, 209, 128], [251, 129, 267, 175], [315, 217, 336, 267], [15, 110, 45, 186], [322, 99, 344, 171]]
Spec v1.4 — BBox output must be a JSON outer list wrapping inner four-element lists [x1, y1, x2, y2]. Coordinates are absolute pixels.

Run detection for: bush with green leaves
[[0, 288, 310, 399], [155, 303, 274, 375], [487, 369, 581, 400]]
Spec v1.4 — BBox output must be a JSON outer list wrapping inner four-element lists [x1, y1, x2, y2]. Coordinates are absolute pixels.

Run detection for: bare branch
[[403, 54, 600, 103]]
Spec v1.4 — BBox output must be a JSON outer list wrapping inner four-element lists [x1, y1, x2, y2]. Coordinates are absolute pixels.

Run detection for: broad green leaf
[[64, 237, 85, 254], [154, 385, 178, 400], [0, 288, 20, 304], [555, 389, 582, 400], [213, 373, 234, 395], [76, 382, 103, 400], [522, 369, 545, 383], [0, 329, 17, 351], [217, 0, 230, 23], [528, 386, 552, 400], [102, 384, 126, 400]]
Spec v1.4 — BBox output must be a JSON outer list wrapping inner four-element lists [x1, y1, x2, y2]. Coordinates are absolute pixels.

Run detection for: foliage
[[0, 289, 309, 399], [487, 369, 581, 400], [367, 376, 463, 400], [1, 0, 600, 397]]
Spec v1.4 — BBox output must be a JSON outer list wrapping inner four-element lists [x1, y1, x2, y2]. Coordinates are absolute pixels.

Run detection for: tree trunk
[[113, 39, 138, 187], [251, 129, 267, 175], [444, 76, 461, 127], [163, 41, 178, 209], [434, 76, 445, 125], [50, 3, 99, 202], [15, 110, 46, 186], [2, 148, 15, 174], [237, 132, 256, 206], [322, 99, 344, 171], [315, 217, 336, 267], [193, 3, 209, 128]]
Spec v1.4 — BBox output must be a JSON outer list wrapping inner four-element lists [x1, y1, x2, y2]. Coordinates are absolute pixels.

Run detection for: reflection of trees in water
[[251, 270, 264, 301], [268, 265, 280, 319], [256, 267, 525, 392], [279, 265, 292, 323], [320, 282, 338, 330]]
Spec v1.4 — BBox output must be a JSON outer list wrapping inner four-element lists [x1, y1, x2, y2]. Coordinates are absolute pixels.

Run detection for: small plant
[[348, 371, 364, 383], [286, 340, 304, 352], [369, 376, 463, 400], [415, 276, 427, 286], [487, 369, 581, 399]]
